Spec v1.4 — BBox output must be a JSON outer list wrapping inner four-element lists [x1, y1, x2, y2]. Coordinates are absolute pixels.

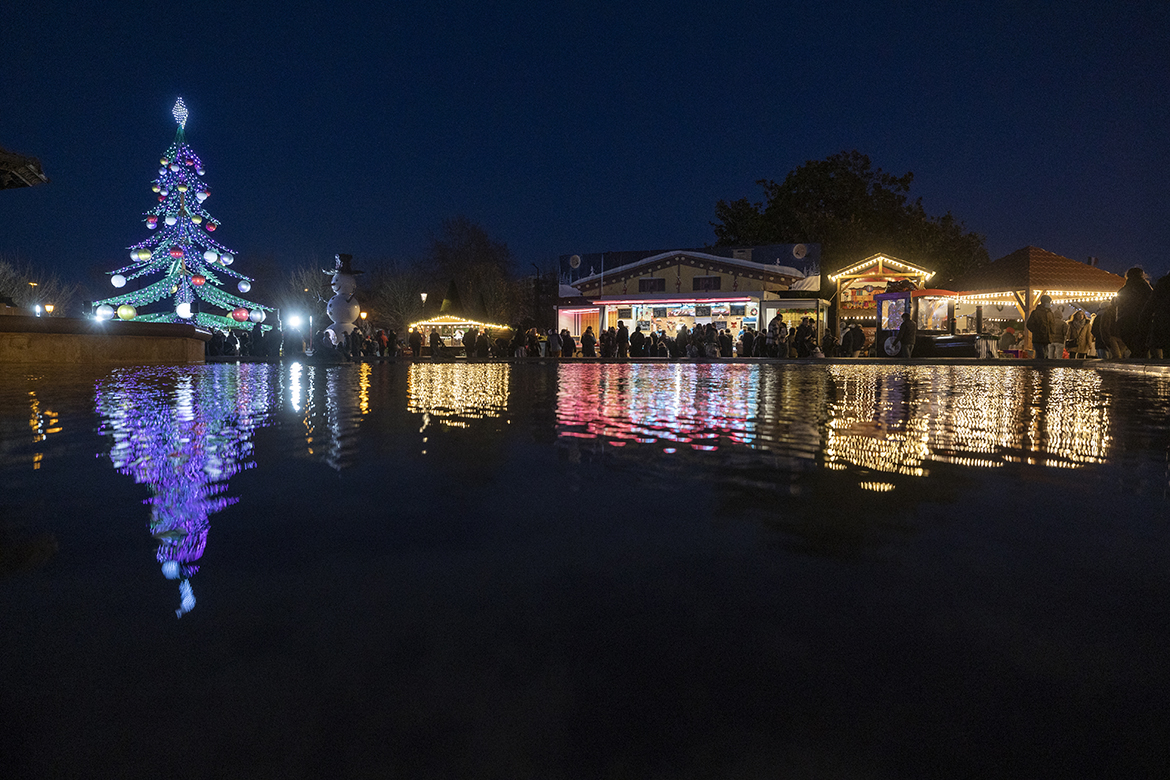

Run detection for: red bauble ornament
[[206, 224, 216, 232], [169, 247, 184, 259], [192, 275, 206, 286], [158, 195, 165, 202], [231, 308, 249, 322]]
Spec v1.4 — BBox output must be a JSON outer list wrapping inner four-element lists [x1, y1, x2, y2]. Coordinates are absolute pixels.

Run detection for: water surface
[[2, 362, 1169, 778]]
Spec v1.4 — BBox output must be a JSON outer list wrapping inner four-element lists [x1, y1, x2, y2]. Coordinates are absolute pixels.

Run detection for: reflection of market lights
[[860, 481, 895, 492], [824, 365, 1112, 474], [96, 365, 276, 617], [27, 389, 63, 469], [556, 363, 760, 450], [407, 364, 510, 426]]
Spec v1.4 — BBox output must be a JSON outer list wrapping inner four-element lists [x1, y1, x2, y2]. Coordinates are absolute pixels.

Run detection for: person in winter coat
[[1140, 273, 1170, 359], [841, 324, 863, 357], [561, 329, 576, 358], [629, 325, 645, 357], [1115, 267, 1153, 358], [408, 327, 423, 358], [1066, 311, 1094, 359], [615, 321, 630, 358], [580, 326, 597, 357], [547, 329, 562, 357], [1049, 314, 1068, 359], [1026, 295, 1060, 359], [774, 320, 789, 358], [895, 312, 917, 358]]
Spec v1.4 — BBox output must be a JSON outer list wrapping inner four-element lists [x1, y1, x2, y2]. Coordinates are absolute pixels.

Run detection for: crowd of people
[[208, 267, 1170, 363], [395, 316, 832, 360], [1002, 266, 1170, 360]]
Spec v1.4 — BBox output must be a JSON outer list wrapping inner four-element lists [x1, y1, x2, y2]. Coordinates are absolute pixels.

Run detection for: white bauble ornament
[[176, 302, 193, 318], [249, 309, 265, 323], [196, 167, 205, 175], [237, 279, 251, 293], [169, 164, 180, 172], [195, 191, 209, 202], [95, 304, 115, 320], [203, 250, 219, 262], [165, 216, 177, 226], [220, 254, 234, 266], [158, 167, 167, 175], [111, 274, 126, 288], [326, 295, 360, 324]]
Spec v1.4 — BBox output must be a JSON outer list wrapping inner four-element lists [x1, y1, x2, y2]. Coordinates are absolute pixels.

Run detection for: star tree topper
[[172, 97, 189, 129]]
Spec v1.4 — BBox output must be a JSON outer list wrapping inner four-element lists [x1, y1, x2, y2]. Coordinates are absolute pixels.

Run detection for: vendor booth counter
[[873, 290, 995, 358]]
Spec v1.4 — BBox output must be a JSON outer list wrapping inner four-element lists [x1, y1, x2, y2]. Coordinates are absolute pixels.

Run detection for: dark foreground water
[[2, 362, 1169, 779]]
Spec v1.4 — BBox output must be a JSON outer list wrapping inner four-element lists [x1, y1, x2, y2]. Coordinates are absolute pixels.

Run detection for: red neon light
[[591, 297, 754, 306]]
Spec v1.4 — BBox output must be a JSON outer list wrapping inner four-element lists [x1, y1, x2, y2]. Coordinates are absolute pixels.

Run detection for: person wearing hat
[[1026, 294, 1060, 359]]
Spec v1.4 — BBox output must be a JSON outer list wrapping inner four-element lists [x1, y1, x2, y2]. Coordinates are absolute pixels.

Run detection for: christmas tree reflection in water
[[96, 365, 276, 617]]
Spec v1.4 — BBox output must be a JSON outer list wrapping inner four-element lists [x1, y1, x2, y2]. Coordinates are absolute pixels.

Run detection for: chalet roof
[[953, 246, 1124, 294], [573, 250, 809, 286], [829, 253, 933, 281], [0, 145, 49, 189]]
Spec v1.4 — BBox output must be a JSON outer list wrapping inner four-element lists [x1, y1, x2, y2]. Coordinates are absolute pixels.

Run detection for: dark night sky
[[3, 1, 1168, 291]]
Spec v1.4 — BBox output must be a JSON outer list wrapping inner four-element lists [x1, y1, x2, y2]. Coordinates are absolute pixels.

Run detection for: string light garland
[[94, 97, 272, 329]]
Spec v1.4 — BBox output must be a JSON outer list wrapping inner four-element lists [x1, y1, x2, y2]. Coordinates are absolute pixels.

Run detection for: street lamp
[[44, 304, 54, 316], [420, 292, 428, 304]]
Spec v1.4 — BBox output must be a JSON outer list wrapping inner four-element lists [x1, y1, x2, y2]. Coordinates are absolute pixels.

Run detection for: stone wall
[[0, 316, 209, 364]]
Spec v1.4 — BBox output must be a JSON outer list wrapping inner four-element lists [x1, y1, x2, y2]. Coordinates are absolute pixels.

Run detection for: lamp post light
[[420, 292, 428, 305], [44, 304, 54, 316]]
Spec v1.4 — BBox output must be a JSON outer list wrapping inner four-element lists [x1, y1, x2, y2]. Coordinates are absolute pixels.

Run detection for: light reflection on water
[[407, 362, 510, 428], [555, 364, 1116, 478], [95, 365, 278, 616], [4, 361, 1166, 617]]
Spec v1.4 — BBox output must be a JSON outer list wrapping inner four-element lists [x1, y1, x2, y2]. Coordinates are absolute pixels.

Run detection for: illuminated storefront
[[557, 248, 828, 341], [407, 314, 512, 346]]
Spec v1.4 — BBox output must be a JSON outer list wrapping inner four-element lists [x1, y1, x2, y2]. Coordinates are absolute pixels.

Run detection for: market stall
[[951, 246, 1125, 353]]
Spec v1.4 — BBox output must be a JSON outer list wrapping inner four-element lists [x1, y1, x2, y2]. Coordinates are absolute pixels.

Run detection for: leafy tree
[[713, 150, 988, 282]]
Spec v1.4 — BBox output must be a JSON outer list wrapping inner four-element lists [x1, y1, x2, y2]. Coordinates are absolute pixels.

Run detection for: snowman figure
[[323, 253, 363, 346]]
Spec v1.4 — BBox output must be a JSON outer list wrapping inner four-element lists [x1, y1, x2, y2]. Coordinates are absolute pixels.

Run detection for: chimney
[[1087, 256, 1098, 267]]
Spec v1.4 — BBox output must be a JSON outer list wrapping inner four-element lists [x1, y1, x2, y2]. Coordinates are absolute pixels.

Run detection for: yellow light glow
[[408, 315, 511, 332]]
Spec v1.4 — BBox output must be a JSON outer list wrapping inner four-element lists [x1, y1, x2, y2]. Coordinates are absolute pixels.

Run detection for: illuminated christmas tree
[[94, 98, 270, 329]]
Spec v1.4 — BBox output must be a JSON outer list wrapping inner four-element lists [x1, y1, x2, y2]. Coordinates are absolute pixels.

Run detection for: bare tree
[[364, 260, 430, 332], [0, 254, 81, 314]]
